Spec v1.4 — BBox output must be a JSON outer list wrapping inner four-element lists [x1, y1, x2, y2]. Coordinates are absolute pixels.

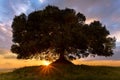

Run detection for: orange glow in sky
[[0, 49, 120, 69], [42, 60, 51, 66], [0, 58, 120, 69]]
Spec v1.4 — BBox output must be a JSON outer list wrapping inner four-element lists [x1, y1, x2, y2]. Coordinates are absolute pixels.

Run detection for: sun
[[43, 61, 51, 66]]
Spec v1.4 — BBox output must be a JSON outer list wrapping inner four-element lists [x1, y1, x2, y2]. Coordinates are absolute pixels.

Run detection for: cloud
[[0, 23, 12, 49], [3, 55, 16, 59], [39, 0, 45, 3], [0, 48, 17, 60], [0, 23, 12, 36], [0, 48, 14, 54], [111, 31, 120, 43], [0, 48, 10, 55], [10, 0, 31, 15], [85, 18, 99, 24]]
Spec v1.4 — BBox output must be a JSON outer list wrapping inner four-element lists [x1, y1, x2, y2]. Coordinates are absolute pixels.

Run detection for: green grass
[[0, 64, 120, 80]]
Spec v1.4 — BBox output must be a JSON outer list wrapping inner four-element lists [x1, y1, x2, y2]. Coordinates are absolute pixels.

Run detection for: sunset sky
[[0, 0, 120, 69]]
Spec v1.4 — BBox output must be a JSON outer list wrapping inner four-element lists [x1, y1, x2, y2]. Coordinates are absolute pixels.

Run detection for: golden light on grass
[[39, 64, 60, 76], [38, 61, 61, 75]]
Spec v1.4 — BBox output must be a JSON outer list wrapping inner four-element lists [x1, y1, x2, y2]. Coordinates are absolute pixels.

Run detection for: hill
[[0, 64, 120, 80], [0, 69, 13, 74]]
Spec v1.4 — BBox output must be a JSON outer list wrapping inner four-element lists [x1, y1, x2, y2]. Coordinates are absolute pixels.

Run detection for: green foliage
[[11, 5, 116, 60], [0, 65, 120, 80]]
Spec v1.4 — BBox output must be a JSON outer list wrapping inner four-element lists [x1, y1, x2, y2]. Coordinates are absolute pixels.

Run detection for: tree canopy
[[11, 5, 116, 61]]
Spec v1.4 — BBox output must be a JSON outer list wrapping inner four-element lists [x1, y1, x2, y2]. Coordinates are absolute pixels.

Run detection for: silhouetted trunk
[[51, 48, 73, 65], [59, 52, 66, 61], [56, 48, 66, 63], [58, 47, 66, 60]]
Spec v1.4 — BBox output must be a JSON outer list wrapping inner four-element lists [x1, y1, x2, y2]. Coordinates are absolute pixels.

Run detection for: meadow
[[0, 64, 120, 80]]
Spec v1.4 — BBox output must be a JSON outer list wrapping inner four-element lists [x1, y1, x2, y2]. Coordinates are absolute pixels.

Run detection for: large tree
[[11, 5, 116, 63]]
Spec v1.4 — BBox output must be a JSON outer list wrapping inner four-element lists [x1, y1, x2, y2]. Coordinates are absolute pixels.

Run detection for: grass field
[[0, 64, 120, 80], [0, 69, 14, 74]]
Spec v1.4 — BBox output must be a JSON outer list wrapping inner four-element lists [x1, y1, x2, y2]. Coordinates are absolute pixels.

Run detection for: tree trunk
[[51, 48, 73, 65], [59, 52, 66, 61]]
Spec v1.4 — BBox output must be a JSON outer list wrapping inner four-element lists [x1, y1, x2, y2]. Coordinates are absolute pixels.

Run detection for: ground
[[0, 64, 120, 80]]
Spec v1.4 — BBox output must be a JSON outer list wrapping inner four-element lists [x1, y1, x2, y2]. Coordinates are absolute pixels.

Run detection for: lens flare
[[39, 64, 61, 75]]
